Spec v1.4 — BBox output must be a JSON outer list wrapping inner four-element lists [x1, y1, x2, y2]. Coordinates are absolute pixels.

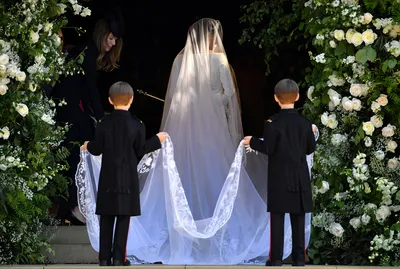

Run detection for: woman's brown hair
[[93, 19, 123, 72]]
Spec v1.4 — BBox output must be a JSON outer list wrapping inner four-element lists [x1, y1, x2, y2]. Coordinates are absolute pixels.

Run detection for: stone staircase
[[44, 226, 97, 264]]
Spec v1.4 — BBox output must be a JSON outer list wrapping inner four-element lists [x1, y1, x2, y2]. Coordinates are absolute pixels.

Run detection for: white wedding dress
[[75, 18, 316, 265]]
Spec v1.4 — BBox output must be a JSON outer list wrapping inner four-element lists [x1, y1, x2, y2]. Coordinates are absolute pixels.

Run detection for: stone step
[[44, 226, 97, 264], [0, 265, 395, 268]]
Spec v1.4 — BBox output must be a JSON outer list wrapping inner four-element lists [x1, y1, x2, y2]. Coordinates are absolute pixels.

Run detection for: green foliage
[[242, 0, 400, 265], [239, 0, 306, 74], [0, 0, 90, 264]]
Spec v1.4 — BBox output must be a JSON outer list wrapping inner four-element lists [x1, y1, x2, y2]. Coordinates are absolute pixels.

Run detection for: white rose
[[328, 101, 336, 111], [388, 158, 398, 169], [349, 84, 364, 97], [361, 214, 371, 225], [382, 124, 395, 137], [363, 13, 373, 24], [374, 150, 385, 160], [307, 86, 315, 101], [363, 121, 375, 136], [362, 29, 377, 45], [0, 84, 7, 95], [376, 205, 391, 222], [1, 127, 10, 140], [80, 7, 91, 17], [16, 71, 26, 82], [0, 54, 9, 65], [43, 22, 53, 32], [346, 29, 357, 43], [329, 40, 337, 48], [0, 78, 10, 85], [349, 217, 361, 229], [327, 114, 338, 129], [376, 94, 388, 106], [370, 115, 383, 128], [29, 83, 37, 92], [72, 4, 82, 15], [57, 3, 67, 14], [321, 112, 329, 125], [329, 222, 344, 237], [319, 181, 330, 194], [351, 32, 363, 46], [0, 64, 6, 74], [6, 156, 14, 163], [0, 164, 7, 171], [334, 30, 345, 41], [15, 103, 29, 117], [371, 101, 381, 113], [342, 97, 354, 111], [30, 31, 39, 43], [387, 140, 398, 153], [364, 137, 372, 147], [34, 55, 46, 65], [328, 89, 341, 107], [352, 98, 362, 111]]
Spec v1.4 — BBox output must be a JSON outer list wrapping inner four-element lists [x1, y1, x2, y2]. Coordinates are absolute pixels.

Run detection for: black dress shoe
[[113, 260, 130, 266], [152, 261, 163, 264], [265, 260, 282, 266], [99, 260, 111, 266]]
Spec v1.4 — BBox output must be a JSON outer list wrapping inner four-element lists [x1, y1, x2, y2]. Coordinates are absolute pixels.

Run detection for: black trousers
[[99, 215, 130, 262], [269, 212, 306, 264]]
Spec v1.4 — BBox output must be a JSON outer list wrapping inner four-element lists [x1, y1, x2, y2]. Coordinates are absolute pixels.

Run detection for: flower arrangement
[[0, 0, 90, 264], [240, 0, 400, 265], [302, 0, 400, 265]]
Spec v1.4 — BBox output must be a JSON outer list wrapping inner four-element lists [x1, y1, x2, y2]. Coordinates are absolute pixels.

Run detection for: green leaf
[[355, 49, 368, 64], [365, 46, 377, 62], [388, 59, 397, 69], [382, 60, 389, 72], [396, 190, 400, 201], [391, 222, 400, 231], [299, 22, 305, 30], [335, 42, 346, 56]]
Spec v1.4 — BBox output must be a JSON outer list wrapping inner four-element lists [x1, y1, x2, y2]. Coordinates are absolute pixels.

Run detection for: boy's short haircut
[[109, 81, 134, 106], [274, 79, 299, 104]]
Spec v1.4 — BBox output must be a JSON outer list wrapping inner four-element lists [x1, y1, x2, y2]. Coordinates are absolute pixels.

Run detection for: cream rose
[[388, 158, 398, 169], [371, 101, 381, 113], [349, 84, 366, 97], [382, 124, 396, 137], [346, 29, 356, 43], [362, 29, 377, 45], [370, 115, 383, 128], [16, 71, 26, 82], [30, 31, 39, 43], [327, 114, 338, 129], [0, 84, 7, 95], [387, 140, 398, 153], [15, 103, 29, 117], [307, 86, 315, 101], [0, 64, 6, 74], [351, 32, 363, 46], [334, 30, 345, 41], [374, 150, 385, 160], [0, 54, 9, 65], [319, 181, 330, 194], [376, 94, 388, 106], [352, 98, 362, 111], [329, 223, 344, 237], [321, 112, 329, 126], [1, 126, 10, 140], [363, 121, 375, 136], [342, 97, 354, 111], [363, 13, 373, 24]]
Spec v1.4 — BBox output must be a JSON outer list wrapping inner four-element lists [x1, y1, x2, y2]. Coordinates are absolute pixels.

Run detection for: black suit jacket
[[250, 109, 316, 213], [87, 110, 161, 216]]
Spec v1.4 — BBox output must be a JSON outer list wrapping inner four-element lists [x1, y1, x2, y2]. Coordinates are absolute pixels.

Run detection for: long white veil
[[76, 18, 314, 265]]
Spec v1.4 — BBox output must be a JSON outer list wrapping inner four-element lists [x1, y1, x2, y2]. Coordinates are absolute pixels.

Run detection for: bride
[[76, 18, 313, 265]]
